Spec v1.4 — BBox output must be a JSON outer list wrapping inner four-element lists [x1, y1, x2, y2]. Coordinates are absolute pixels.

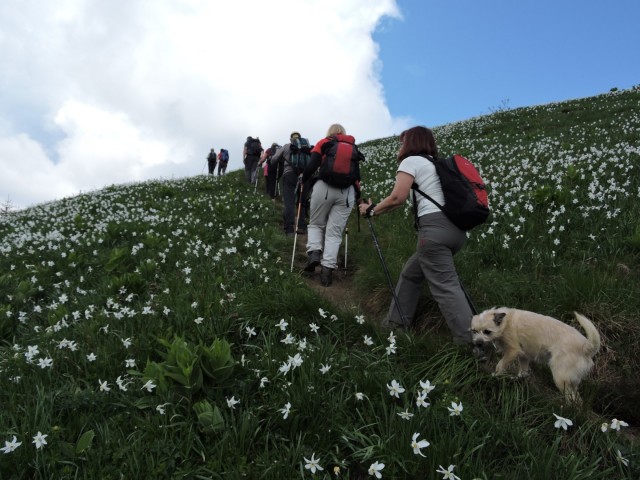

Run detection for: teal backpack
[[288, 137, 311, 173]]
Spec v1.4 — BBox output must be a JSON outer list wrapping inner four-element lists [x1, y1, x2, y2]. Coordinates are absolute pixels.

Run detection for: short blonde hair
[[326, 123, 346, 136]]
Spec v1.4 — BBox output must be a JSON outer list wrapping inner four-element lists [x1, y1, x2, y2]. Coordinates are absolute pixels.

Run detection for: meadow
[[0, 87, 638, 479]]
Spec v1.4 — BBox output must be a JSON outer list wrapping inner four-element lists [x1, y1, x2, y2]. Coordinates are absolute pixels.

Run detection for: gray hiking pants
[[306, 180, 355, 270], [384, 211, 472, 344]]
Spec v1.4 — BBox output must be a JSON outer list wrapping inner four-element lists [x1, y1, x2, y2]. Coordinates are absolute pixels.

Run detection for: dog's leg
[[517, 357, 531, 378], [550, 366, 582, 402], [494, 348, 520, 375]]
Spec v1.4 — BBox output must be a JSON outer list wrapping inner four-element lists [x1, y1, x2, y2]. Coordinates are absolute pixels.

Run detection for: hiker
[[218, 148, 229, 176], [259, 143, 280, 199], [358, 126, 472, 345], [243, 137, 263, 183], [301, 124, 363, 287], [207, 148, 217, 175], [270, 132, 312, 237]]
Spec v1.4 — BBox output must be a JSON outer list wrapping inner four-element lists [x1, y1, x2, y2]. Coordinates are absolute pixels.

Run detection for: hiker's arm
[[270, 146, 284, 165], [358, 172, 413, 216], [301, 152, 322, 183]]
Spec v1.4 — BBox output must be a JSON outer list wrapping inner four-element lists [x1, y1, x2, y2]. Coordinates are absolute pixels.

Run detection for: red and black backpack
[[412, 154, 490, 231], [318, 135, 365, 189]]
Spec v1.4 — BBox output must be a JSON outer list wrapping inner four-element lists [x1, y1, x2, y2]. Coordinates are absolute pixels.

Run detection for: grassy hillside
[[0, 88, 638, 479]]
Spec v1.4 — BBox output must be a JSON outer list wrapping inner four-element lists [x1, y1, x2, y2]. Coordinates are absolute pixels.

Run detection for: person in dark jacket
[[243, 137, 263, 183], [207, 148, 217, 175]]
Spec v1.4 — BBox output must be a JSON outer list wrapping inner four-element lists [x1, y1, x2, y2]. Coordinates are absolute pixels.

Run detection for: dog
[[471, 307, 601, 401]]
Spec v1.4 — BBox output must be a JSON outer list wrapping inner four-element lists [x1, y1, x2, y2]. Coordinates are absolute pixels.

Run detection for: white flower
[[125, 358, 136, 368], [259, 377, 270, 388], [309, 323, 320, 334], [32, 432, 48, 450], [319, 364, 331, 374], [194, 317, 204, 325], [281, 333, 295, 345], [0, 436, 22, 454], [416, 392, 430, 408], [226, 396, 240, 409], [245, 326, 256, 337], [37, 357, 53, 369], [279, 402, 291, 419], [387, 379, 405, 398], [276, 319, 288, 331], [553, 413, 573, 431], [615, 449, 629, 467], [363, 335, 374, 346], [411, 432, 430, 457], [141, 380, 156, 392], [355, 314, 365, 324], [385, 343, 396, 355], [600, 422, 609, 432], [318, 308, 328, 318], [448, 401, 463, 416], [419, 379, 435, 394], [279, 361, 292, 374], [121, 337, 132, 348], [98, 379, 110, 392], [397, 409, 414, 420], [86, 352, 97, 362], [610, 418, 629, 431], [355, 392, 364, 401], [304, 452, 324, 474], [436, 464, 461, 480], [368, 460, 385, 478], [156, 403, 169, 415]]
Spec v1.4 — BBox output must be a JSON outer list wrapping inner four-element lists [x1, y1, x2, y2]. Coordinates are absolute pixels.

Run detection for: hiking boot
[[304, 250, 322, 272], [320, 266, 333, 287]]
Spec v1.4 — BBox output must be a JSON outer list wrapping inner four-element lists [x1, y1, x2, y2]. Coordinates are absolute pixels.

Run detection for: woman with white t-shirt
[[358, 126, 472, 345]]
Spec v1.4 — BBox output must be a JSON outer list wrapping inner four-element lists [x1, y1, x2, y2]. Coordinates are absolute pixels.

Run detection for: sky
[[1, 0, 638, 210]]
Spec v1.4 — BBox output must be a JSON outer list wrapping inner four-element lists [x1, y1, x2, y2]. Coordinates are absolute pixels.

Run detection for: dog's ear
[[493, 312, 506, 326]]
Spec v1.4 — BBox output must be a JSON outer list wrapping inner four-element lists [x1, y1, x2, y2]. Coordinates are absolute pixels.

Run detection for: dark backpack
[[288, 137, 311, 172], [220, 149, 229, 162], [247, 139, 262, 156], [412, 154, 490, 231], [318, 135, 364, 188]]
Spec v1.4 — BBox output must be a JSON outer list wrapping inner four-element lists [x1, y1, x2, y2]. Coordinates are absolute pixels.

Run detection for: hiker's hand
[[358, 199, 372, 216]]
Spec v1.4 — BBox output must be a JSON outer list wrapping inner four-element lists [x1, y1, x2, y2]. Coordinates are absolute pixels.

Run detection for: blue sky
[[1, 0, 638, 209], [375, 0, 640, 128]]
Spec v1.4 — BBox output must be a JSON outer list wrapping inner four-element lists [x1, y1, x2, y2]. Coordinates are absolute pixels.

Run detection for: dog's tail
[[575, 312, 601, 357]]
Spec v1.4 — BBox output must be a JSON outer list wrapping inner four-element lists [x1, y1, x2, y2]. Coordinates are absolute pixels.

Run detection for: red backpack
[[318, 135, 365, 189], [412, 154, 490, 231]]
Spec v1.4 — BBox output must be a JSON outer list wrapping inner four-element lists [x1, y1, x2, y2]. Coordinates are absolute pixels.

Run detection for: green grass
[[0, 87, 638, 479]]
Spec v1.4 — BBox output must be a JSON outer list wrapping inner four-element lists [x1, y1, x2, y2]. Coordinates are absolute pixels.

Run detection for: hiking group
[[207, 148, 229, 176], [244, 124, 490, 354]]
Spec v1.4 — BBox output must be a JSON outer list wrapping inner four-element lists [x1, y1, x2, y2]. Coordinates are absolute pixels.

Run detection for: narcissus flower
[[368, 460, 385, 478], [304, 452, 323, 474], [411, 432, 430, 456], [32, 431, 48, 450], [553, 413, 573, 431]]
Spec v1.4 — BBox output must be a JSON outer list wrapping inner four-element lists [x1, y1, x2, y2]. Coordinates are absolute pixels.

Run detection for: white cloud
[[0, 0, 404, 209]]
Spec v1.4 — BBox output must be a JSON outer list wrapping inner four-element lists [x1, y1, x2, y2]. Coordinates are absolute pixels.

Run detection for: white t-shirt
[[397, 155, 444, 217]]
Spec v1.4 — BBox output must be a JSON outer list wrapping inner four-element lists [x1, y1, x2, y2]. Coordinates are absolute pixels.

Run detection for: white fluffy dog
[[471, 307, 601, 400]]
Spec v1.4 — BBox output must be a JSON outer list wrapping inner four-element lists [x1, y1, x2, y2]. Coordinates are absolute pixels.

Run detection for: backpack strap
[[411, 182, 444, 230]]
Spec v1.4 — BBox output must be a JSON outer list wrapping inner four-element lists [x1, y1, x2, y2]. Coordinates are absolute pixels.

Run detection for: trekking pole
[[366, 216, 408, 325], [290, 180, 304, 272], [253, 165, 259, 193], [343, 226, 349, 274], [275, 163, 281, 198]]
